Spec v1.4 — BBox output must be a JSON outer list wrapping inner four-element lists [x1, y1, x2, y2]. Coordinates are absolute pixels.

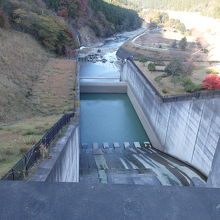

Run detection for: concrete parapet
[[1, 181, 220, 220], [30, 121, 80, 182]]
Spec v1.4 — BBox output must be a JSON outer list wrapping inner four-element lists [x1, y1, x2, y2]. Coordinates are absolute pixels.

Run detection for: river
[[79, 28, 146, 82], [78, 28, 206, 186]]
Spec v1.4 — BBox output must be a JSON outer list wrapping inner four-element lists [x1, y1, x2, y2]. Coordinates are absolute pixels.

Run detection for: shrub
[[23, 135, 39, 145], [149, 11, 169, 26], [138, 56, 148, 63], [162, 88, 168, 94], [202, 74, 220, 90], [184, 83, 202, 93], [165, 60, 183, 76], [165, 18, 186, 33], [207, 69, 219, 74], [170, 76, 202, 93], [179, 37, 187, 50], [183, 80, 202, 93], [202, 48, 209, 53], [171, 40, 177, 48], [175, 22, 186, 33], [19, 146, 29, 154], [148, 63, 156, 71]]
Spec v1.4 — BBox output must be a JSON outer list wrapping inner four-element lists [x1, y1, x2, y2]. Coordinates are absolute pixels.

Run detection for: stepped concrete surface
[[103, 142, 109, 149], [134, 142, 141, 148], [124, 142, 130, 148], [0, 181, 219, 220], [80, 143, 206, 186], [113, 142, 120, 148]]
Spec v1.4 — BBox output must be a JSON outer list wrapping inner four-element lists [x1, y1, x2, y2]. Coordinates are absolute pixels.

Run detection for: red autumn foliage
[[202, 74, 220, 90], [57, 8, 68, 17]]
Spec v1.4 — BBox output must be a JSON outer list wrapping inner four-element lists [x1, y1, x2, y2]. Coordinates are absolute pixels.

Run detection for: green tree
[[148, 63, 156, 71], [179, 37, 187, 50], [171, 40, 177, 48], [165, 60, 184, 76]]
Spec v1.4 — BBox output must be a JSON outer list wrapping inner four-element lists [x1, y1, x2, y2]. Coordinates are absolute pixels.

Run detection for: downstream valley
[[78, 29, 206, 186]]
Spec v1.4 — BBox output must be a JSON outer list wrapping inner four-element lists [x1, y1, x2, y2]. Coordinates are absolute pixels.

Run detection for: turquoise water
[[80, 93, 149, 144]]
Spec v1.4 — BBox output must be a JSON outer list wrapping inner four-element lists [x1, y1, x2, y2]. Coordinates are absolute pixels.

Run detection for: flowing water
[[79, 29, 206, 186], [79, 28, 146, 82]]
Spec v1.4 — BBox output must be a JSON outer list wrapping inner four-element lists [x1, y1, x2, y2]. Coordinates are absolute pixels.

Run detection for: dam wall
[[80, 81, 127, 93], [30, 121, 80, 182], [208, 139, 220, 187], [45, 123, 79, 182], [122, 60, 220, 177]]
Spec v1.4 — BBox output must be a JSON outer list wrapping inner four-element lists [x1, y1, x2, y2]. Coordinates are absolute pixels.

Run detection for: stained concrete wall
[[30, 122, 80, 182], [122, 60, 220, 177], [208, 139, 220, 187], [46, 125, 79, 182], [80, 81, 127, 93]]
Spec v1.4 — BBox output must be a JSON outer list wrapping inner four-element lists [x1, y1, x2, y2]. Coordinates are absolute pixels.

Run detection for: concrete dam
[[122, 60, 220, 186], [1, 29, 220, 220], [31, 30, 220, 187]]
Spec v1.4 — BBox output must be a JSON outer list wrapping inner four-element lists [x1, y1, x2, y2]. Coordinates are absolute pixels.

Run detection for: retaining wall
[[122, 60, 220, 177], [30, 120, 80, 182], [208, 139, 220, 187]]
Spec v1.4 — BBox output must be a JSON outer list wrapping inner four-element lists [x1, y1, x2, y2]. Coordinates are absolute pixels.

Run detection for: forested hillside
[[43, 0, 142, 37], [109, 0, 220, 18], [0, 0, 142, 52], [89, 0, 142, 34]]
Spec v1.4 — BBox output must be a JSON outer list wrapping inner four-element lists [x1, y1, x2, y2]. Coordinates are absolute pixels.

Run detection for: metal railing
[[128, 58, 220, 103], [1, 58, 80, 181], [1, 113, 75, 181]]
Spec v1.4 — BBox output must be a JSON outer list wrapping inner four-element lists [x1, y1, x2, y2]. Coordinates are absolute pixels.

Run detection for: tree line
[[109, 0, 220, 19], [89, 0, 142, 34]]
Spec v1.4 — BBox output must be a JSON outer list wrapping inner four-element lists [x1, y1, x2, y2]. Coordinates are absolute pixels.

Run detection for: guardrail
[[128, 58, 220, 103], [1, 54, 80, 181], [1, 113, 75, 181]]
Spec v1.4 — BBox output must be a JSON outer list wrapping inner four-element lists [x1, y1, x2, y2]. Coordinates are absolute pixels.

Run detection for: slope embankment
[[0, 28, 77, 177]]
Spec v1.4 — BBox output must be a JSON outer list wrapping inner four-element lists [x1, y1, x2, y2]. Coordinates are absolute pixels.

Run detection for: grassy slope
[[0, 28, 49, 122], [0, 28, 76, 177]]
